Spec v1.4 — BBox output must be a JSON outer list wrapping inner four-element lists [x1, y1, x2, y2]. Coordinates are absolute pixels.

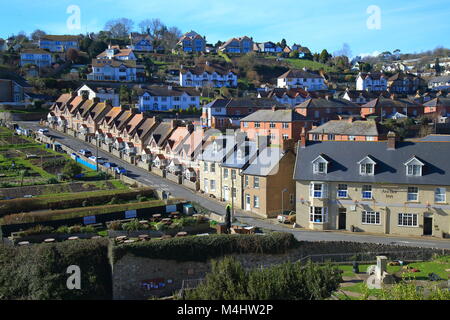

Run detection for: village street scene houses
[[38, 35, 80, 52], [277, 69, 327, 91], [294, 97, 362, 124], [201, 97, 285, 129], [253, 41, 283, 53], [77, 84, 120, 107], [293, 132, 450, 237], [356, 72, 388, 91], [308, 118, 387, 141], [341, 88, 389, 105], [360, 95, 423, 119], [240, 108, 313, 145], [423, 96, 450, 118], [88, 59, 143, 82], [177, 31, 206, 53], [179, 62, 237, 88], [387, 72, 421, 94], [428, 75, 450, 91], [136, 85, 200, 111], [128, 33, 154, 52], [20, 49, 53, 68], [257, 87, 311, 106], [219, 36, 253, 53]]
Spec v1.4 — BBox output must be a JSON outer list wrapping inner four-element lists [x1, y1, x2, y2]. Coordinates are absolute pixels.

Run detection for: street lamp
[[281, 188, 288, 215]]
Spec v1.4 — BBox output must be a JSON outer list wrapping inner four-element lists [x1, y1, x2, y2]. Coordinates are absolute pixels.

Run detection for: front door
[[338, 208, 347, 230], [224, 187, 229, 201], [245, 194, 251, 211], [424, 217, 433, 236]]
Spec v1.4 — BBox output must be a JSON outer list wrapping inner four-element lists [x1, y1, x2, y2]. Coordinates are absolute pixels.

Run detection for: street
[[17, 121, 450, 249]]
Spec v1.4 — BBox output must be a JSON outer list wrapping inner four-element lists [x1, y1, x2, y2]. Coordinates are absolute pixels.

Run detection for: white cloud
[[358, 51, 381, 58]]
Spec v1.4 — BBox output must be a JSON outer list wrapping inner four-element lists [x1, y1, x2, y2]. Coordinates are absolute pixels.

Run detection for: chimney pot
[[300, 128, 307, 148], [387, 131, 396, 150]]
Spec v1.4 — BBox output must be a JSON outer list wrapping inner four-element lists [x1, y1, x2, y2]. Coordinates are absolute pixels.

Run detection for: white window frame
[[407, 187, 419, 202], [309, 206, 328, 223], [337, 184, 348, 198], [253, 195, 260, 208], [362, 211, 381, 225], [310, 182, 328, 199], [362, 185, 372, 199], [435, 188, 446, 203], [254, 177, 260, 188], [398, 213, 418, 227]]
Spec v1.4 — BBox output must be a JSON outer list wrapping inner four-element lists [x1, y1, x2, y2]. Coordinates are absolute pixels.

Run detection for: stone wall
[[112, 241, 450, 300]]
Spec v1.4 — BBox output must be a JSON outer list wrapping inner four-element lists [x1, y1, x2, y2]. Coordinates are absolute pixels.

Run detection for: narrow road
[[17, 121, 450, 249]]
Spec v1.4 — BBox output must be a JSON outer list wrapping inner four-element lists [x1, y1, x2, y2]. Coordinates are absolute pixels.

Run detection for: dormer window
[[312, 155, 329, 174], [404, 157, 424, 177], [358, 156, 376, 176]]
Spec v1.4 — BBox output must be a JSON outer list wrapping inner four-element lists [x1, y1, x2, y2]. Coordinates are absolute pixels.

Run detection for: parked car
[[115, 167, 127, 175], [277, 211, 296, 224], [38, 128, 49, 135], [78, 149, 92, 157], [89, 156, 107, 164], [104, 162, 117, 168]]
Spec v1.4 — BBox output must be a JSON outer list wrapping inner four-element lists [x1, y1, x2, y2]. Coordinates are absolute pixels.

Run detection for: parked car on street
[[89, 156, 107, 164], [115, 167, 127, 175], [38, 128, 49, 135], [78, 149, 92, 157], [104, 162, 117, 168]]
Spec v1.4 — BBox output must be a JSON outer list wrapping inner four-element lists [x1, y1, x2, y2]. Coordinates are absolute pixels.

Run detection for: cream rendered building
[[294, 133, 450, 238]]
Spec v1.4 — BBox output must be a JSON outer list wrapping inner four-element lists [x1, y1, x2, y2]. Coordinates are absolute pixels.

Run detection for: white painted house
[[87, 59, 142, 82], [277, 69, 327, 91], [356, 72, 388, 91], [20, 49, 53, 68], [38, 35, 80, 53], [137, 86, 200, 111], [180, 62, 237, 88], [76, 84, 120, 106]]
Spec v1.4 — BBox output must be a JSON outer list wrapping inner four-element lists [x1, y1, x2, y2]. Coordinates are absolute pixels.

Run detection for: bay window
[[309, 206, 328, 223]]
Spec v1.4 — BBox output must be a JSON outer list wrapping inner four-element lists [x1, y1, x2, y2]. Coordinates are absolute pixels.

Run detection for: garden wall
[[111, 235, 450, 300]]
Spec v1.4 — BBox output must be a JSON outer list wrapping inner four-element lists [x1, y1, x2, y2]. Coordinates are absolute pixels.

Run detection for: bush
[[184, 257, 342, 300], [0, 239, 111, 299], [22, 225, 54, 236], [122, 219, 143, 232], [112, 233, 298, 262], [62, 162, 82, 180], [108, 220, 122, 231], [47, 177, 59, 184]]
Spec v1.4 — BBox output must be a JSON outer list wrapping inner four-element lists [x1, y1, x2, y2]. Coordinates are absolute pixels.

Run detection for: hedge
[[112, 232, 298, 263], [0, 239, 111, 300], [0, 188, 155, 216]]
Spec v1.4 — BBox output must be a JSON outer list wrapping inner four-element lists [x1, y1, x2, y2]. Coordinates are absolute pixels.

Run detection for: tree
[[88, 41, 107, 58], [280, 38, 287, 49], [319, 49, 331, 64], [104, 18, 134, 38], [138, 18, 163, 37], [434, 58, 442, 75], [62, 162, 82, 179], [289, 50, 299, 59], [66, 48, 79, 63], [31, 29, 46, 41]]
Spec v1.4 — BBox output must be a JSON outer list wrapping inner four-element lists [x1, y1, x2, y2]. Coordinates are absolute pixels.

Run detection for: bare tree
[[104, 18, 134, 38], [31, 29, 46, 41]]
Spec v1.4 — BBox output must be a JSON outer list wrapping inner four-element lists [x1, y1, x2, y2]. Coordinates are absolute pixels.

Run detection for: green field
[[265, 56, 336, 73]]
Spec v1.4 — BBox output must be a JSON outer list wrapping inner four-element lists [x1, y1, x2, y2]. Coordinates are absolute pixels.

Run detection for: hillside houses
[[179, 62, 237, 88], [356, 72, 388, 92], [38, 35, 80, 52], [136, 85, 200, 111], [177, 31, 206, 53], [219, 36, 253, 54], [277, 69, 327, 91]]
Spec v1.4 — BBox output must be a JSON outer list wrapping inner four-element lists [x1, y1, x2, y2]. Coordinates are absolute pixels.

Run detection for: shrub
[[68, 225, 82, 234], [108, 220, 122, 231], [47, 177, 59, 184], [62, 162, 82, 179], [184, 257, 342, 300], [112, 233, 298, 262], [22, 225, 54, 236], [122, 219, 143, 232], [0, 239, 111, 299], [56, 225, 70, 234]]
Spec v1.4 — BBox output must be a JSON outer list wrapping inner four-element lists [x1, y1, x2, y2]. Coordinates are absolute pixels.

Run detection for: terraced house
[[179, 62, 237, 88], [137, 86, 200, 111], [294, 132, 450, 238], [38, 35, 80, 52], [277, 69, 327, 91]]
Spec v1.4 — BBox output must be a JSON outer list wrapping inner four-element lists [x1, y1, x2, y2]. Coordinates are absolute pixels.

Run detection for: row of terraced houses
[[46, 88, 450, 239]]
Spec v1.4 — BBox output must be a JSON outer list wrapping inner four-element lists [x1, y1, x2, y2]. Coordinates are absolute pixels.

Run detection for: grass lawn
[[218, 51, 231, 63], [265, 56, 336, 73]]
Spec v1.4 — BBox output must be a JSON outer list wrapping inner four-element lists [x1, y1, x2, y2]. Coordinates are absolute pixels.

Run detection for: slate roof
[[418, 134, 450, 142], [293, 140, 450, 186], [181, 63, 235, 76], [136, 85, 200, 97], [222, 141, 258, 169], [362, 96, 419, 109], [205, 97, 285, 109], [308, 120, 382, 136], [423, 97, 450, 108], [278, 69, 323, 79], [242, 147, 286, 176], [40, 35, 80, 41], [295, 97, 361, 110], [240, 109, 309, 122], [428, 76, 450, 84], [150, 122, 175, 147], [199, 135, 237, 162]]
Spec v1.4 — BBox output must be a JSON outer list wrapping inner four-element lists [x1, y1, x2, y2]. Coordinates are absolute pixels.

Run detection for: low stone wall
[[111, 149, 122, 159], [108, 224, 212, 239], [152, 167, 165, 178], [119, 174, 147, 188], [0, 112, 46, 121], [112, 241, 450, 300], [183, 179, 199, 191], [122, 154, 135, 165], [101, 143, 111, 153], [136, 161, 151, 171], [166, 172, 182, 184]]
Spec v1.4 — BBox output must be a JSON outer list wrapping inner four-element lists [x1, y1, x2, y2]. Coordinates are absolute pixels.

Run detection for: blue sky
[[2, 0, 449, 57]]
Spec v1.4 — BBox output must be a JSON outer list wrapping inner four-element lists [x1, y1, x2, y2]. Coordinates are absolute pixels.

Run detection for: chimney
[[271, 105, 278, 112], [387, 131, 396, 150], [70, 91, 77, 98], [300, 128, 307, 148], [282, 138, 295, 152], [257, 135, 270, 149], [92, 97, 100, 104], [347, 116, 354, 123], [187, 123, 194, 133], [390, 93, 396, 100]]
